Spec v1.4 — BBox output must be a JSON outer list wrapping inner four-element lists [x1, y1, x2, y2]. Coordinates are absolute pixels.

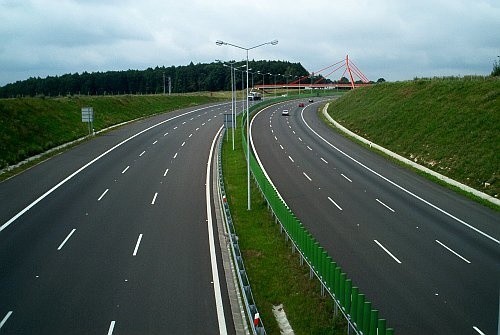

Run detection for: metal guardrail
[[216, 131, 266, 335], [240, 102, 395, 335]]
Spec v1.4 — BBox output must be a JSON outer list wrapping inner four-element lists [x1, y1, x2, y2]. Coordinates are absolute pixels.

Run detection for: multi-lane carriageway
[[1, 96, 499, 334], [250, 99, 499, 335], [0, 102, 238, 334]]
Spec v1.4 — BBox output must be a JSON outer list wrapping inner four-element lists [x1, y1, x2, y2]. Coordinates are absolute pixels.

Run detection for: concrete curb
[[321, 103, 500, 207]]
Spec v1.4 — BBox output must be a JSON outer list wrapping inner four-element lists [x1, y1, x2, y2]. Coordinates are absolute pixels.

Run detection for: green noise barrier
[[239, 105, 394, 334]]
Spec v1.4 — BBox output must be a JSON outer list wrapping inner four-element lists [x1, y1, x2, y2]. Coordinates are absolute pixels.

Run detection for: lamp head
[[216, 40, 224, 46], [271, 40, 278, 45]]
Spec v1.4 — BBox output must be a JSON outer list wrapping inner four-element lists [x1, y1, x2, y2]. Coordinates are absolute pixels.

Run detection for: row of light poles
[[216, 39, 278, 210]]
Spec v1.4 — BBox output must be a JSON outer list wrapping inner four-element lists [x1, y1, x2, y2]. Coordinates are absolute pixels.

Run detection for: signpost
[[81, 107, 94, 136]]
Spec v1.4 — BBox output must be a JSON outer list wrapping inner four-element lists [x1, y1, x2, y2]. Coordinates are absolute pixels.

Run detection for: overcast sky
[[1, 0, 499, 86]]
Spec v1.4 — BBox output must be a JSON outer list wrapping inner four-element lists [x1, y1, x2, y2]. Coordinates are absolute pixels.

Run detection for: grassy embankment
[[327, 77, 500, 204], [0, 94, 225, 179]]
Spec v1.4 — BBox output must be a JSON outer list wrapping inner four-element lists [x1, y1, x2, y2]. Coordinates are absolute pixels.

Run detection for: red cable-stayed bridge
[[254, 55, 371, 91]]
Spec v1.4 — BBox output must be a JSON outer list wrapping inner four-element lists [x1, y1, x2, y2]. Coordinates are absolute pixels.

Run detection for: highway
[[0, 103, 236, 334], [250, 99, 500, 334]]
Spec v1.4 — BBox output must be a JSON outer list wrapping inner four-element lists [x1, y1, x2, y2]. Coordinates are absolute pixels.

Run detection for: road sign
[[81, 107, 94, 123]]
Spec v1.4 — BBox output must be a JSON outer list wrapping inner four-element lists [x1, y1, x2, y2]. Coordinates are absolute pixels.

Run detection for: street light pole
[[216, 39, 278, 210]]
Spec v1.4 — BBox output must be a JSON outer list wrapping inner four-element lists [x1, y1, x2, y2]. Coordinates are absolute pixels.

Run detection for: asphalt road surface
[[0, 102, 236, 334], [250, 98, 500, 335]]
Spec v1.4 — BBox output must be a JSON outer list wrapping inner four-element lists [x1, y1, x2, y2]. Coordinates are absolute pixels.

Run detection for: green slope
[[327, 77, 500, 200]]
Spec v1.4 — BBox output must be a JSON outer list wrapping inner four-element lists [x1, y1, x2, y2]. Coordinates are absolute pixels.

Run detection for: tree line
[[0, 60, 312, 98]]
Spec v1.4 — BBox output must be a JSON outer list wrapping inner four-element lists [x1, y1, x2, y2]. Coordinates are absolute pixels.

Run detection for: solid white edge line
[[121, 166, 130, 174], [0, 311, 13, 329], [374, 239, 402, 264], [107, 321, 116, 335], [304, 106, 500, 246], [376, 198, 395, 213], [435, 240, 471, 264], [151, 192, 158, 205], [328, 196, 343, 211], [473, 326, 486, 335], [0, 103, 230, 233], [57, 228, 76, 251], [98, 189, 109, 201], [133, 234, 143, 256], [206, 125, 227, 334]]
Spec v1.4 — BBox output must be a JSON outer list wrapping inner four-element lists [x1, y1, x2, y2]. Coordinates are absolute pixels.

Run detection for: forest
[[0, 60, 314, 98]]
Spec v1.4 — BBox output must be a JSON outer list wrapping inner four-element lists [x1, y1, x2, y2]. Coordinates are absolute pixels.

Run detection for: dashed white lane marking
[[151, 192, 158, 205], [164, 132, 169, 136], [121, 166, 130, 174], [321, 157, 328, 164], [328, 197, 343, 211], [0, 311, 13, 329], [0, 103, 230, 233], [473, 326, 486, 335], [274, 136, 278, 141], [189, 133, 193, 138], [374, 239, 402, 264], [139, 150, 146, 157], [173, 126, 178, 130], [300, 108, 500, 246], [202, 123, 206, 126], [196, 127, 200, 131], [181, 141, 186, 147], [298, 137, 303, 142], [292, 130, 296, 134], [173, 152, 178, 159], [57, 229, 76, 251], [190, 117, 194, 121], [435, 240, 471, 264], [303, 172, 312, 181], [341, 174, 352, 182], [163, 168, 169, 177], [307, 145, 312, 151], [288, 156, 294, 163], [98, 189, 109, 201], [132, 234, 143, 256], [107, 321, 116, 335], [153, 140, 158, 145], [280, 145, 284, 150], [376, 198, 395, 213], [182, 121, 186, 124]]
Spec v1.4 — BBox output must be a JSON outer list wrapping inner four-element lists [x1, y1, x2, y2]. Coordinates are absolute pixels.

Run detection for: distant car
[[298, 103, 305, 107], [281, 109, 289, 116], [308, 99, 314, 103]]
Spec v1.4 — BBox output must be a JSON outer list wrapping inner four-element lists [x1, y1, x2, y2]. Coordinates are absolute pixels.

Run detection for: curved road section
[[250, 99, 499, 335], [0, 103, 235, 334]]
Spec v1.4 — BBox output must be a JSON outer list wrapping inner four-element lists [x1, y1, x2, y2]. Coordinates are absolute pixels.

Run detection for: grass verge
[[221, 121, 345, 334]]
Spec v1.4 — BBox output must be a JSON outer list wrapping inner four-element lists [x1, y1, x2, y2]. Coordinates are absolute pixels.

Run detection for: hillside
[[0, 94, 224, 170], [327, 77, 500, 199]]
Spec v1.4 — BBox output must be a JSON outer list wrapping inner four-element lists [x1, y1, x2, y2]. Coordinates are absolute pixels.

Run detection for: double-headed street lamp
[[216, 39, 278, 210]]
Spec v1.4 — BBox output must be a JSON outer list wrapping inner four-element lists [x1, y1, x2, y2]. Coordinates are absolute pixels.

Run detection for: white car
[[281, 109, 289, 116]]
